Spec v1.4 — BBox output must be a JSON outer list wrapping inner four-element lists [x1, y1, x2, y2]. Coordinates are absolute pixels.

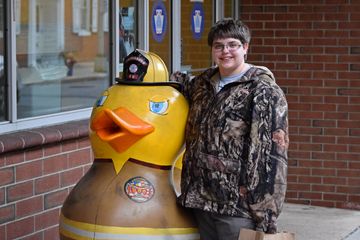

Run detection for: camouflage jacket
[[175, 65, 289, 233]]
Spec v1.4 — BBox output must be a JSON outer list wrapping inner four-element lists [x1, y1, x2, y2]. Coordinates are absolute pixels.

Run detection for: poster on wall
[[191, 2, 204, 40], [151, 0, 167, 42]]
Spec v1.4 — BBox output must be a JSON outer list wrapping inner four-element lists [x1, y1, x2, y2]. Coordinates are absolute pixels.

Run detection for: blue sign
[[151, 1, 167, 42], [191, 3, 204, 40]]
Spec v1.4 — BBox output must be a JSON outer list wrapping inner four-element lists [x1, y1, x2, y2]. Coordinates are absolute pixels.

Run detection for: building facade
[[0, 0, 359, 239]]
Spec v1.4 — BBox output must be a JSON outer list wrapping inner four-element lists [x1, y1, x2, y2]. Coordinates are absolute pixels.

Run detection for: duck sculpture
[[59, 50, 199, 239]]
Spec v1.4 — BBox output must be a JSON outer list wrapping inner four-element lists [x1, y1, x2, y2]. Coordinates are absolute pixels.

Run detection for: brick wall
[[241, 1, 360, 209], [0, 120, 92, 240]]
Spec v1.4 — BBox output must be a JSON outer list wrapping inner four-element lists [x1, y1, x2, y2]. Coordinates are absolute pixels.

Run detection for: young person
[[171, 18, 289, 240]]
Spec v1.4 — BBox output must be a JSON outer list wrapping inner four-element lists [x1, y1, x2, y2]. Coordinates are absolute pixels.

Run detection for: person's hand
[[255, 213, 278, 234], [170, 71, 187, 84], [266, 221, 277, 234]]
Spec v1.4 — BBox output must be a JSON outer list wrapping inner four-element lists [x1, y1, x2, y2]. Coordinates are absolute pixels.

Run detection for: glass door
[[149, 0, 171, 71], [180, 0, 214, 75], [117, 0, 137, 76]]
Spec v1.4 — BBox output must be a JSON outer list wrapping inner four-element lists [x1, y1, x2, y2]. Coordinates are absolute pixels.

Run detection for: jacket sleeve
[[170, 68, 216, 102], [169, 71, 194, 101], [246, 79, 289, 233]]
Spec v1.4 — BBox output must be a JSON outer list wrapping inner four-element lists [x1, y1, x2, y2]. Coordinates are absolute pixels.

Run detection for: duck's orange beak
[[90, 107, 154, 153]]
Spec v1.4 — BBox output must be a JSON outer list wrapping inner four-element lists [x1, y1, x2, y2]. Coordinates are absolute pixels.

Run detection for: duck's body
[[60, 160, 197, 239], [59, 50, 198, 239]]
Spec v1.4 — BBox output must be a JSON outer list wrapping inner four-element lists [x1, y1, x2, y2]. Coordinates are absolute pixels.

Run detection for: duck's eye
[[149, 100, 169, 115]]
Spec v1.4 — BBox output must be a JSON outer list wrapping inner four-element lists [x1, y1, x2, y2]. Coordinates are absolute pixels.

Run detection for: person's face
[[211, 38, 249, 76]]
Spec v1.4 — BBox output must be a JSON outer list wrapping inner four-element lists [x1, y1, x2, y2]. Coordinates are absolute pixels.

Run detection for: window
[[0, 0, 229, 133], [73, 0, 91, 36], [149, 0, 171, 70], [0, 0, 111, 133], [180, 1, 214, 75], [0, 0, 5, 122], [117, 0, 137, 70]]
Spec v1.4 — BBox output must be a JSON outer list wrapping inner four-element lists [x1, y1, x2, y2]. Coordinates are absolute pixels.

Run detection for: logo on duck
[[121, 50, 149, 82], [124, 176, 155, 203]]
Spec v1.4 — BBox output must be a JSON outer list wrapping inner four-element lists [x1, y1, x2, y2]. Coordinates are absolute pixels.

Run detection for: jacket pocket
[[195, 152, 243, 203], [196, 152, 241, 173]]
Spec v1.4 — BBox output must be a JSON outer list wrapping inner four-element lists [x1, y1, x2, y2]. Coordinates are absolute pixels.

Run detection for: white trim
[[72, 0, 80, 33], [215, 0, 224, 21], [73, 0, 91, 36], [60, 221, 199, 240], [138, 1, 149, 51], [0, 108, 92, 134], [233, 0, 239, 19], [172, 1, 181, 72], [103, 0, 109, 32], [59, 0, 65, 50], [15, 0, 21, 34], [28, 0, 36, 67], [92, 0, 98, 32], [9, 0, 17, 121], [115, 1, 120, 77]]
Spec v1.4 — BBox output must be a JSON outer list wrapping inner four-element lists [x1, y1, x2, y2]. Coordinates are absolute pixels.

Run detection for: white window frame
[[171, 1, 181, 73], [92, 0, 109, 33], [15, 0, 21, 35], [91, 0, 98, 32], [73, 0, 91, 36]]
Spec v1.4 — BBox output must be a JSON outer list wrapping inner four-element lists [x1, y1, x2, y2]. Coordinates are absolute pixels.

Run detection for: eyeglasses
[[212, 42, 242, 52]]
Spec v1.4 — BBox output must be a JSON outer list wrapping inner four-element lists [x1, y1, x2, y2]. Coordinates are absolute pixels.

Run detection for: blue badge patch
[[191, 2, 204, 40], [96, 95, 108, 107], [151, 1, 167, 42]]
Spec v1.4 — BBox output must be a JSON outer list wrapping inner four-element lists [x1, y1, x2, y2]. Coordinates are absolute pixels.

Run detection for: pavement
[[277, 203, 360, 240]]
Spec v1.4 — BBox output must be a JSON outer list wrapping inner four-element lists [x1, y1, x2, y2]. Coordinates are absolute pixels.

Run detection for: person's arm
[[246, 82, 289, 233], [170, 71, 194, 101]]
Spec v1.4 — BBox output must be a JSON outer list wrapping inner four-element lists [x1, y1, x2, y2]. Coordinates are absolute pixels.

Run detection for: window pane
[[181, 1, 213, 75], [224, 0, 234, 18], [149, 0, 171, 70], [0, 0, 5, 121], [117, 0, 137, 80], [16, 0, 110, 119], [119, 1, 136, 64]]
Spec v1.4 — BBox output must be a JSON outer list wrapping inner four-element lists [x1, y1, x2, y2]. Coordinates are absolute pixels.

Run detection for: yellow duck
[[59, 50, 198, 239]]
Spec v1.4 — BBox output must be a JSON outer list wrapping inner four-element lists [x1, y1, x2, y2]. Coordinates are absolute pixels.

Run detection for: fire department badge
[[124, 176, 155, 203]]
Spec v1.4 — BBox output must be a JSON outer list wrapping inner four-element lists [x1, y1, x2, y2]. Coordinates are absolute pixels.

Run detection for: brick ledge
[[0, 119, 89, 154]]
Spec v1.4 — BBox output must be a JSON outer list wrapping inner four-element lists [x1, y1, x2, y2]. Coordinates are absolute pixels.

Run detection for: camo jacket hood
[[176, 65, 289, 233]]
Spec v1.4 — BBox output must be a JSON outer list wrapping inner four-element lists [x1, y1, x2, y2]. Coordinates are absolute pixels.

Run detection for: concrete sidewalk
[[277, 203, 360, 240]]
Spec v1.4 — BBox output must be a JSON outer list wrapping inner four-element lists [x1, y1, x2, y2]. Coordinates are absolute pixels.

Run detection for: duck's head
[[89, 50, 188, 174]]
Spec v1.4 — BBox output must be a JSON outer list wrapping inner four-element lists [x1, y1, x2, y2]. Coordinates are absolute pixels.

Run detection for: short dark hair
[[207, 18, 251, 46]]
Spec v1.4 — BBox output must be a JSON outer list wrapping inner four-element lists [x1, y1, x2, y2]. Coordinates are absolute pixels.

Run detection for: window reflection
[[118, 0, 137, 72], [16, 0, 110, 119], [119, 6, 135, 63], [0, 0, 5, 121]]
